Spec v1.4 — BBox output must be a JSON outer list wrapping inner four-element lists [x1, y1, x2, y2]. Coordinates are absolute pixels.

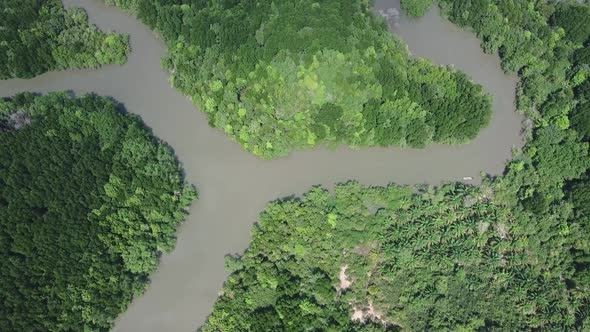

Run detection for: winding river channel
[[0, 0, 523, 330]]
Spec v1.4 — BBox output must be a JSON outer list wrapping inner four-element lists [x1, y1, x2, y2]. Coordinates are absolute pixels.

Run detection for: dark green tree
[[0, 0, 129, 79], [101, 0, 492, 158], [522, 191, 549, 214], [201, 1, 590, 330], [571, 102, 590, 138], [0, 93, 196, 331], [569, 179, 590, 217], [552, 4, 590, 44], [201, 183, 590, 331]]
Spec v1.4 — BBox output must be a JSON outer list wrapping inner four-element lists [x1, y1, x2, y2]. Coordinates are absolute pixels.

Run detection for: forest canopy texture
[[0, 93, 196, 331], [202, 0, 590, 331], [0, 0, 130, 79], [202, 182, 590, 331], [104, 0, 491, 158]]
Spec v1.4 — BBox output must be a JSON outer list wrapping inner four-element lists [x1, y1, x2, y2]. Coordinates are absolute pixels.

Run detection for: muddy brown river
[[0, 0, 522, 330]]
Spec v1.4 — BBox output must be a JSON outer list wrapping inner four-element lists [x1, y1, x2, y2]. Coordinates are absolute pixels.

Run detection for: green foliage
[[574, 47, 590, 67], [530, 125, 589, 186], [0, 0, 130, 79], [202, 182, 590, 331], [105, 0, 491, 158], [577, 79, 590, 100], [569, 178, 590, 218], [522, 191, 549, 214], [552, 3, 590, 45], [429, 0, 590, 201], [203, 1, 590, 331], [0, 93, 196, 331], [571, 101, 590, 138], [104, 0, 139, 12], [3, 0, 590, 330], [401, 0, 434, 17]]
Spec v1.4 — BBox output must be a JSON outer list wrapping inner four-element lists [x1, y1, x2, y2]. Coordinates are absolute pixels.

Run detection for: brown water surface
[[0, 0, 522, 330]]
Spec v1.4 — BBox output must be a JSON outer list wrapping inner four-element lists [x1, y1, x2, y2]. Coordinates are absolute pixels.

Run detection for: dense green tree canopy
[[571, 101, 590, 139], [0, 93, 196, 331], [576, 79, 590, 101], [401, 0, 434, 17], [551, 3, 590, 45], [202, 0, 590, 331], [0, 0, 129, 79], [2, 0, 590, 330], [104, 0, 491, 158], [573, 46, 590, 67], [202, 182, 590, 331], [569, 178, 590, 218]]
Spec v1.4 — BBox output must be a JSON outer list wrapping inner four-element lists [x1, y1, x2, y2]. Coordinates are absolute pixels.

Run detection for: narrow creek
[[0, 0, 523, 330]]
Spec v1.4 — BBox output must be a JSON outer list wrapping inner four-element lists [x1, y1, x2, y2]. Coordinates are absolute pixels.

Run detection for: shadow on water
[[0, 0, 523, 331]]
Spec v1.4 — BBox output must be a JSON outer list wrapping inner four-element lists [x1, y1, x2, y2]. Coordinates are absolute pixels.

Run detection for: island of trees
[[0, 93, 196, 331], [0, 0, 129, 79], [104, 0, 492, 158], [202, 0, 590, 330]]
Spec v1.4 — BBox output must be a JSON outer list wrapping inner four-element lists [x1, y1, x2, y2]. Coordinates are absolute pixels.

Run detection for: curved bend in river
[[0, 0, 522, 331], [102, 0, 494, 159]]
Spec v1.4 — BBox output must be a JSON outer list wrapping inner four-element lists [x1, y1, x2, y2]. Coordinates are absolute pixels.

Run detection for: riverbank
[[0, 0, 523, 330]]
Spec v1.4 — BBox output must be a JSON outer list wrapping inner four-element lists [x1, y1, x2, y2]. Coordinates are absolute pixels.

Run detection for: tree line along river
[[0, 0, 523, 330]]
